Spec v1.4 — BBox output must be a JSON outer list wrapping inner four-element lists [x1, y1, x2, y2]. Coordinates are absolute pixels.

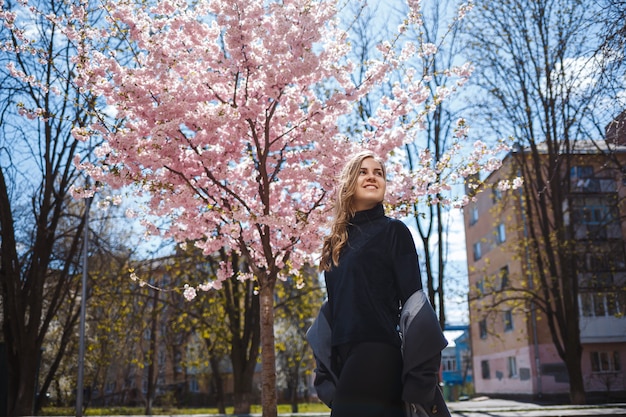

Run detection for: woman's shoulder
[[385, 216, 410, 230], [384, 216, 415, 241]]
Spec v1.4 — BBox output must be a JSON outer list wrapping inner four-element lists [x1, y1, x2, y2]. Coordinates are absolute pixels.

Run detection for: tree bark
[[223, 263, 261, 415], [208, 356, 226, 414], [5, 342, 39, 416], [259, 281, 277, 417], [289, 365, 300, 413]]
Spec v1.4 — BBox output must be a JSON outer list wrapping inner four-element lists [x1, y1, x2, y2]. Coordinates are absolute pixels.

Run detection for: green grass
[[41, 402, 331, 415]]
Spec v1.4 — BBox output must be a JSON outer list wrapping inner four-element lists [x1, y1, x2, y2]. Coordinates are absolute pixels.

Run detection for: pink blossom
[[183, 284, 197, 301], [70, 186, 95, 200], [454, 118, 469, 138], [45, 0, 523, 294], [420, 43, 438, 57], [457, 1, 475, 20]]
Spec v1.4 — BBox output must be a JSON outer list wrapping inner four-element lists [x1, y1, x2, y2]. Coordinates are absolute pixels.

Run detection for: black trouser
[[331, 342, 405, 417]]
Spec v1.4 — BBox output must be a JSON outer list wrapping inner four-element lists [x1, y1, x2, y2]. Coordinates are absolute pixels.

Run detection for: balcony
[[579, 288, 626, 343], [580, 315, 626, 343]]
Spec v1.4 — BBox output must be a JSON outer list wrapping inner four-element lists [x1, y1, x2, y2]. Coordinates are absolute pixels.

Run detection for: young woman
[[307, 151, 450, 417], [314, 150, 448, 417]]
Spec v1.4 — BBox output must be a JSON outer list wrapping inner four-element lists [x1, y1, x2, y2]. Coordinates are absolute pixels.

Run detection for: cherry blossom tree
[[65, 0, 507, 415]]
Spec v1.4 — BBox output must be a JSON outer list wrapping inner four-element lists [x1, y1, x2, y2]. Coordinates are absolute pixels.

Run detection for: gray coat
[[306, 289, 450, 417]]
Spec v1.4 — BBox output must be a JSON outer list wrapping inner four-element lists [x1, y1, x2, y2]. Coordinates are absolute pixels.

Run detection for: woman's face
[[352, 157, 386, 212]]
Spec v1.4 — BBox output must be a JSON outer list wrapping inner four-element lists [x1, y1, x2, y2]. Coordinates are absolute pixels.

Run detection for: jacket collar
[[351, 203, 384, 225]]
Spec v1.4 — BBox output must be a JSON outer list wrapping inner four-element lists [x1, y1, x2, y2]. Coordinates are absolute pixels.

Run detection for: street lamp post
[[76, 196, 91, 417]]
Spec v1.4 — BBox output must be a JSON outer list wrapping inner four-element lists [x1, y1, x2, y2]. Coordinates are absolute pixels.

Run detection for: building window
[[591, 351, 622, 373], [572, 204, 617, 226], [579, 247, 626, 273], [189, 378, 200, 393], [174, 351, 183, 373], [571, 197, 619, 240], [470, 205, 479, 225], [496, 223, 506, 244], [504, 310, 513, 332], [481, 360, 490, 379], [479, 319, 487, 339], [580, 293, 593, 317], [570, 166, 593, 181], [492, 187, 502, 204], [499, 266, 509, 289], [580, 292, 626, 317], [607, 292, 624, 316], [473, 242, 482, 261], [476, 279, 485, 298], [507, 356, 518, 378], [442, 355, 457, 372], [461, 351, 472, 375]]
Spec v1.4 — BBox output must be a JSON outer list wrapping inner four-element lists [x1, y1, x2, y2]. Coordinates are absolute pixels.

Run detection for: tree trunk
[[436, 202, 446, 329], [564, 324, 586, 404], [567, 357, 587, 404], [145, 290, 159, 415], [6, 344, 38, 417], [35, 304, 82, 413], [0, 170, 35, 417], [225, 268, 261, 415], [290, 367, 299, 413], [209, 356, 226, 414], [233, 391, 253, 415], [259, 281, 278, 417]]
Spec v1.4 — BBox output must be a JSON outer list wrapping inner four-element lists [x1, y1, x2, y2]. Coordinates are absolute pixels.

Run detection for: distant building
[[441, 326, 473, 400], [84, 256, 317, 409], [462, 119, 626, 400]]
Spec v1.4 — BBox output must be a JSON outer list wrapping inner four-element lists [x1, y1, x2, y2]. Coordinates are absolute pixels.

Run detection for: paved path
[[446, 397, 626, 417]]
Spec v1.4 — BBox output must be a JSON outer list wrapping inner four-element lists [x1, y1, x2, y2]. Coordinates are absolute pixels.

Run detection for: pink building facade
[[463, 139, 626, 400]]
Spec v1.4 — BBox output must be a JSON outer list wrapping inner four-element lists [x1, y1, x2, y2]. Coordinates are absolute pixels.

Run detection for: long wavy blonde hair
[[319, 151, 386, 271]]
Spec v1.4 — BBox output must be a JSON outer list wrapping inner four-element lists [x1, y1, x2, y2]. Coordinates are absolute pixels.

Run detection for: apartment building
[[462, 117, 626, 400]]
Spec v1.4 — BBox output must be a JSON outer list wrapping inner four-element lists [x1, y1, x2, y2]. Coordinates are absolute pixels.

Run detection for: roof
[[443, 330, 466, 348], [511, 138, 626, 156]]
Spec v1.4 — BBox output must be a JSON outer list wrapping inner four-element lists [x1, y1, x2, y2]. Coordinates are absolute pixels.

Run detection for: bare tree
[[595, 0, 626, 115], [344, 0, 473, 327], [400, 0, 472, 328], [462, 0, 621, 404], [0, 0, 112, 414]]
